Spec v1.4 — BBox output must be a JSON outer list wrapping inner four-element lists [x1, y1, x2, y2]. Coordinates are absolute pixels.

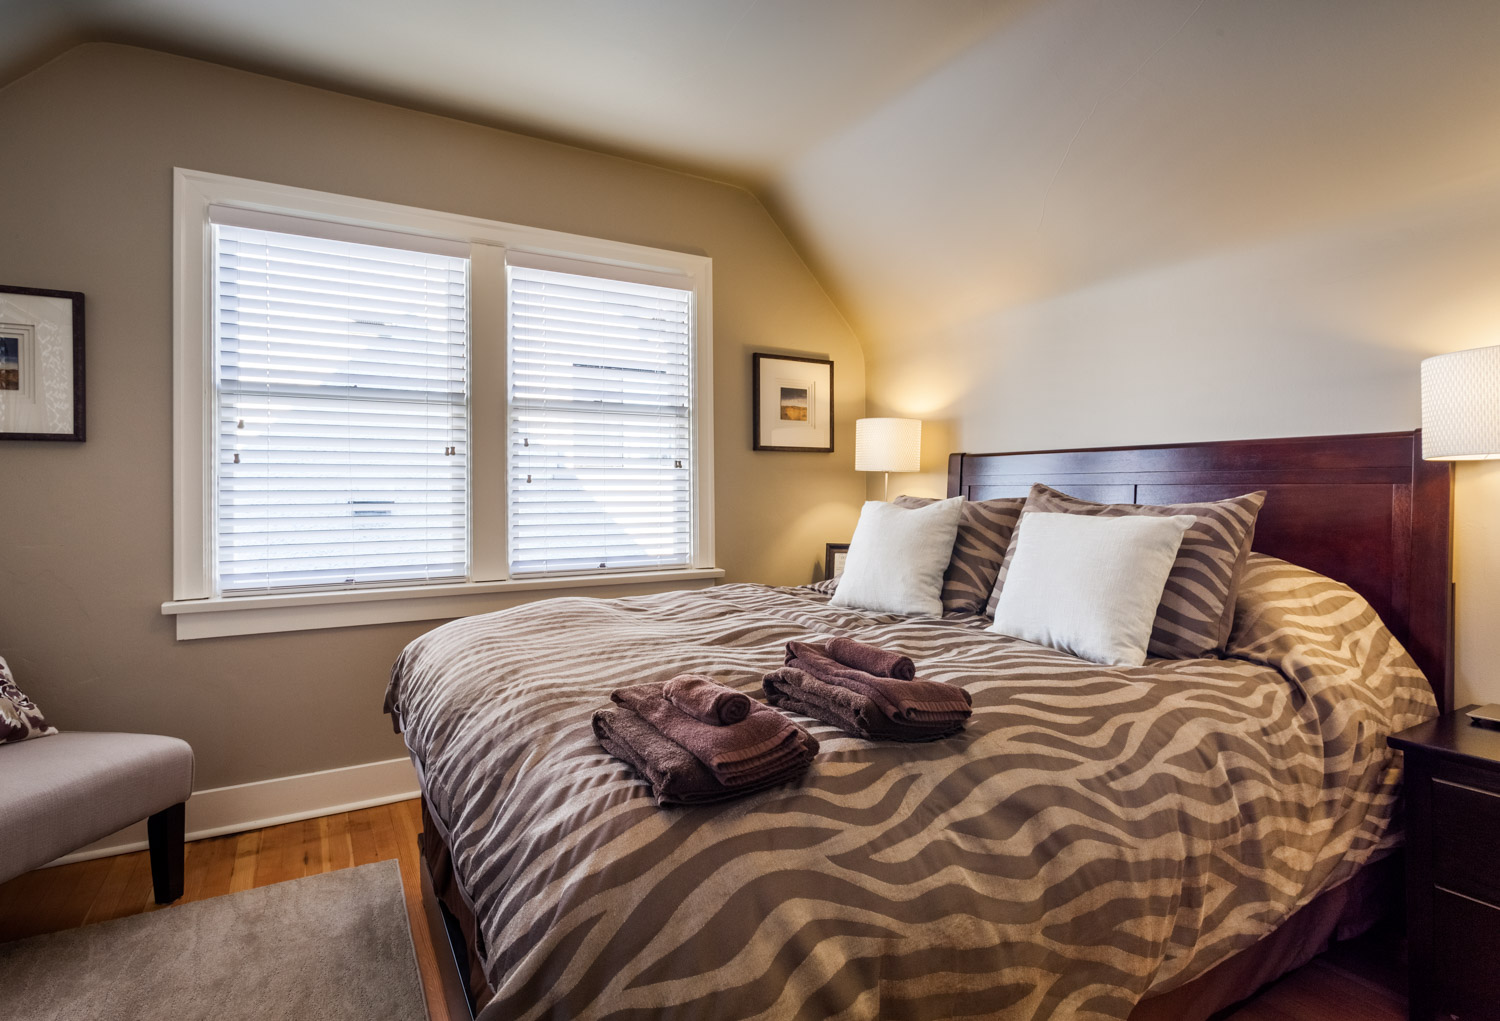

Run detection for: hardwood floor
[[0, 799, 1406, 1021]]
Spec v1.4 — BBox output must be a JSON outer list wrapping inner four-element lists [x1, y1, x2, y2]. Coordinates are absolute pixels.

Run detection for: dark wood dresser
[[1390, 707, 1500, 1021]]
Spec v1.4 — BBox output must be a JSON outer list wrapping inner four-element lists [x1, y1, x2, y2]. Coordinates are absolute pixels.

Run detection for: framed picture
[[0, 284, 84, 441], [824, 542, 850, 581], [753, 353, 833, 452]]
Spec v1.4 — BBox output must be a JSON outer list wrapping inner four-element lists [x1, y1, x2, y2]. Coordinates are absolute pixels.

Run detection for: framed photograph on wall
[[0, 284, 85, 441], [752, 353, 833, 452]]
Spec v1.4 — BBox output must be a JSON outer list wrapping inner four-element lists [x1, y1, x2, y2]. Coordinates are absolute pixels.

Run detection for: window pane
[[508, 265, 692, 575], [214, 224, 469, 593]]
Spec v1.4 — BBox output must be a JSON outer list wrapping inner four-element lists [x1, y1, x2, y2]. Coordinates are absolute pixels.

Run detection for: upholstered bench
[[0, 732, 194, 903]]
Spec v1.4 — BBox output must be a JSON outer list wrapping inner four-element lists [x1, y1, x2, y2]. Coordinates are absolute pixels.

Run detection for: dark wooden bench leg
[[147, 802, 186, 904]]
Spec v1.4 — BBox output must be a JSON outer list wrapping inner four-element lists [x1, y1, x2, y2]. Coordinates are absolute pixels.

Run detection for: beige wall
[[0, 44, 865, 789]]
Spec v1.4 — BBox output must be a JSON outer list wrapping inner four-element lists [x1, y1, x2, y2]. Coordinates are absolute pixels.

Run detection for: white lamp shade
[[1422, 345, 1500, 460], [855, 418, 922, 472]]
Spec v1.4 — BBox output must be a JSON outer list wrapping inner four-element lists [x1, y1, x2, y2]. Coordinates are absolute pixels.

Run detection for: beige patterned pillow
[[895, 495, 1025, 614], [0, 656, 58, 745], [985, 484, 1265, 658]]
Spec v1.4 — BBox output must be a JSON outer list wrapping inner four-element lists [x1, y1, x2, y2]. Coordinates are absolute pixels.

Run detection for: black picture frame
[[752, 352, 833, 452], [824, 542, 850, 581], [0, 284, 85, 442]]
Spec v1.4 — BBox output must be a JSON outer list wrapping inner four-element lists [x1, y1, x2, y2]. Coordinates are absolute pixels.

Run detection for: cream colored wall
[[772, 0, 1500, 711], [862, 179, 1500, 709], [0, 44, 864, 789]]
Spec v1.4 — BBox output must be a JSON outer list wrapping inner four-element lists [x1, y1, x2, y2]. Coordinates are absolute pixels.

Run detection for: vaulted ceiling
[[7, 0, 1500, 357], [0, 0, 1021, 184]]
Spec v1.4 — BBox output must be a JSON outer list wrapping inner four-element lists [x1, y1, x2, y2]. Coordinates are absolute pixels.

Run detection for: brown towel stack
[[593, 675, 817, 806], [765, 639, 972, 741]]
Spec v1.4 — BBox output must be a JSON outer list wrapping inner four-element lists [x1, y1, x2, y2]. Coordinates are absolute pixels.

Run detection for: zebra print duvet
[[385, 554, 1436, 1021]]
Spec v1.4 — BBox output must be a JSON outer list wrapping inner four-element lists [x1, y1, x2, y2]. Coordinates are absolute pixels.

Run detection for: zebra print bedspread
[[385, 555, 1436, 1020]]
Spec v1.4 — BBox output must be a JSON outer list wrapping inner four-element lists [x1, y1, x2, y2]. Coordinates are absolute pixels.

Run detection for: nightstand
[[1389, 707, 1500, 1021]]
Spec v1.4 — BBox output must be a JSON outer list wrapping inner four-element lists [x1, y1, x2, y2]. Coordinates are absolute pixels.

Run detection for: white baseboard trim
[[45, 756, 420, 867]]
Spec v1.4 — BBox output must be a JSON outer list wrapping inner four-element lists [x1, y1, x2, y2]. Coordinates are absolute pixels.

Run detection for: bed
[[385, 430, 1453, 1021]]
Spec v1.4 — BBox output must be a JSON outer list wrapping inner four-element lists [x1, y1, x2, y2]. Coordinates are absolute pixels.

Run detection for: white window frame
[[165, 168, 718, 639]]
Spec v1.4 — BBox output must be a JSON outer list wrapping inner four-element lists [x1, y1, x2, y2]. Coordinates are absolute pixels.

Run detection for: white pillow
[[988, 511, 1195, 667], [831, 497, 964, 615]]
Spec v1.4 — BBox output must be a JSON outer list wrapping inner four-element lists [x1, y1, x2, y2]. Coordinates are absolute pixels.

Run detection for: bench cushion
[[0, 732, 194, 883]]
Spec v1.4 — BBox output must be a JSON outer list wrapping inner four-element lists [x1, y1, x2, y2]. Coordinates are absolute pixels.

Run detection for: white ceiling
[[0, 0, 1021, 184]]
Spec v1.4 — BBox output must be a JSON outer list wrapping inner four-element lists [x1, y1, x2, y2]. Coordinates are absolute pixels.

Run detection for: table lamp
[[1422, 345, 1500, 460], [1421, 345, 1500, 727], [854, 418, 921, 499]]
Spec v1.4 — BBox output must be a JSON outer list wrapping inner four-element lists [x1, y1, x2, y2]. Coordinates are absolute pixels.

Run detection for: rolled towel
[[612, 683, 816, 786], [785, 640, 972, 725], [762, 667, 965, 742], [826, 637, 915, 680], [593, 706, 817, 806], [662, 674, 752, 726]]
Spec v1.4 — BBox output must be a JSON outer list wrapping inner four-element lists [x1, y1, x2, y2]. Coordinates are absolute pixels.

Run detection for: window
[[215, 225, 469, 593], [168, 169, 717, 639], [508, 264, 693, 575]]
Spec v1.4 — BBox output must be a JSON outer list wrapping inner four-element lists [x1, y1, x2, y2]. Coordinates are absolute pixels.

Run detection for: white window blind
[[214, 223, 469, 594], [508, 264, 693, 575]]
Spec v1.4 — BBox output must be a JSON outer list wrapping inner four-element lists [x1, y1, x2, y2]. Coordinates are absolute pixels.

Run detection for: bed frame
[[948, 429, 1454, 712], [424, 429, 1455, 1019]]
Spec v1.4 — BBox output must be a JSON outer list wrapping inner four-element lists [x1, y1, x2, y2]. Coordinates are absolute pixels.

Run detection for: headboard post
[[946, 453, 964, 503], [948, 431, 1455, 712]]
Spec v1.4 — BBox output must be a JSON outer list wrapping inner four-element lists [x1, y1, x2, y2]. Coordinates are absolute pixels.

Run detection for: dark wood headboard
[[948, 431, 1454, 711]]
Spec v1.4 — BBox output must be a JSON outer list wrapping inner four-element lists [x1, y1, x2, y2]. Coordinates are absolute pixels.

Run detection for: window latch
[[233, 453, 240, 464]]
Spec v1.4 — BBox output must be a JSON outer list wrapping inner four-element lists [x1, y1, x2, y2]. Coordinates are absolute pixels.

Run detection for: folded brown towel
[[785, 640, 972, 725], [662, 674, 752, 726], [612, 683, 812, 786], [763, 666, 966, 742], [593, 706, 817, 806], [826, 637, 915, 681]]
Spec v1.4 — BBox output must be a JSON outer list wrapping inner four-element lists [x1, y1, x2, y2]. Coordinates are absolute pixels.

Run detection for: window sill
[[161, 568, 726, 640]]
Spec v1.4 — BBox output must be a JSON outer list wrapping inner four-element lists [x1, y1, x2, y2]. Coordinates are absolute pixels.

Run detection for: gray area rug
[[0, 859, 429, 1021]]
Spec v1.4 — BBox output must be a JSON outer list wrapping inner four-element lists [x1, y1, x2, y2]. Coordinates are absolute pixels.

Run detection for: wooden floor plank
[[348, 801, 381, 866], [92, 852, 154, 924], [251, 819, 298, 889], [183, 832, 237, 904], [227, 828, 261, 894], [80, 851, 142, 927], [51, 855, 114, 928], [0, 797, 1401, 1021]]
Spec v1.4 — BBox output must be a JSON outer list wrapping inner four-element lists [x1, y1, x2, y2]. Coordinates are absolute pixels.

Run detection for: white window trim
[[167, 168, 718, 640]]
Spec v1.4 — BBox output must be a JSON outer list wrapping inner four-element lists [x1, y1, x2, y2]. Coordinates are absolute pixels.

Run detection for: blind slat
[[215, 223, 469, 594], [509, 265, 693, 576]]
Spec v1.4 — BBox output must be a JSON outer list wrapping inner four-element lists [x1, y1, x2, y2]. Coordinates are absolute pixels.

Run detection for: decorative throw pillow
[[894, 495, 1025, 614], [806, 576, 840, 596], [986, 484, 1266, 659], [0, 656, 58, 745], [988, 511, 1196, 667], [830, 497, 964, 616]]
